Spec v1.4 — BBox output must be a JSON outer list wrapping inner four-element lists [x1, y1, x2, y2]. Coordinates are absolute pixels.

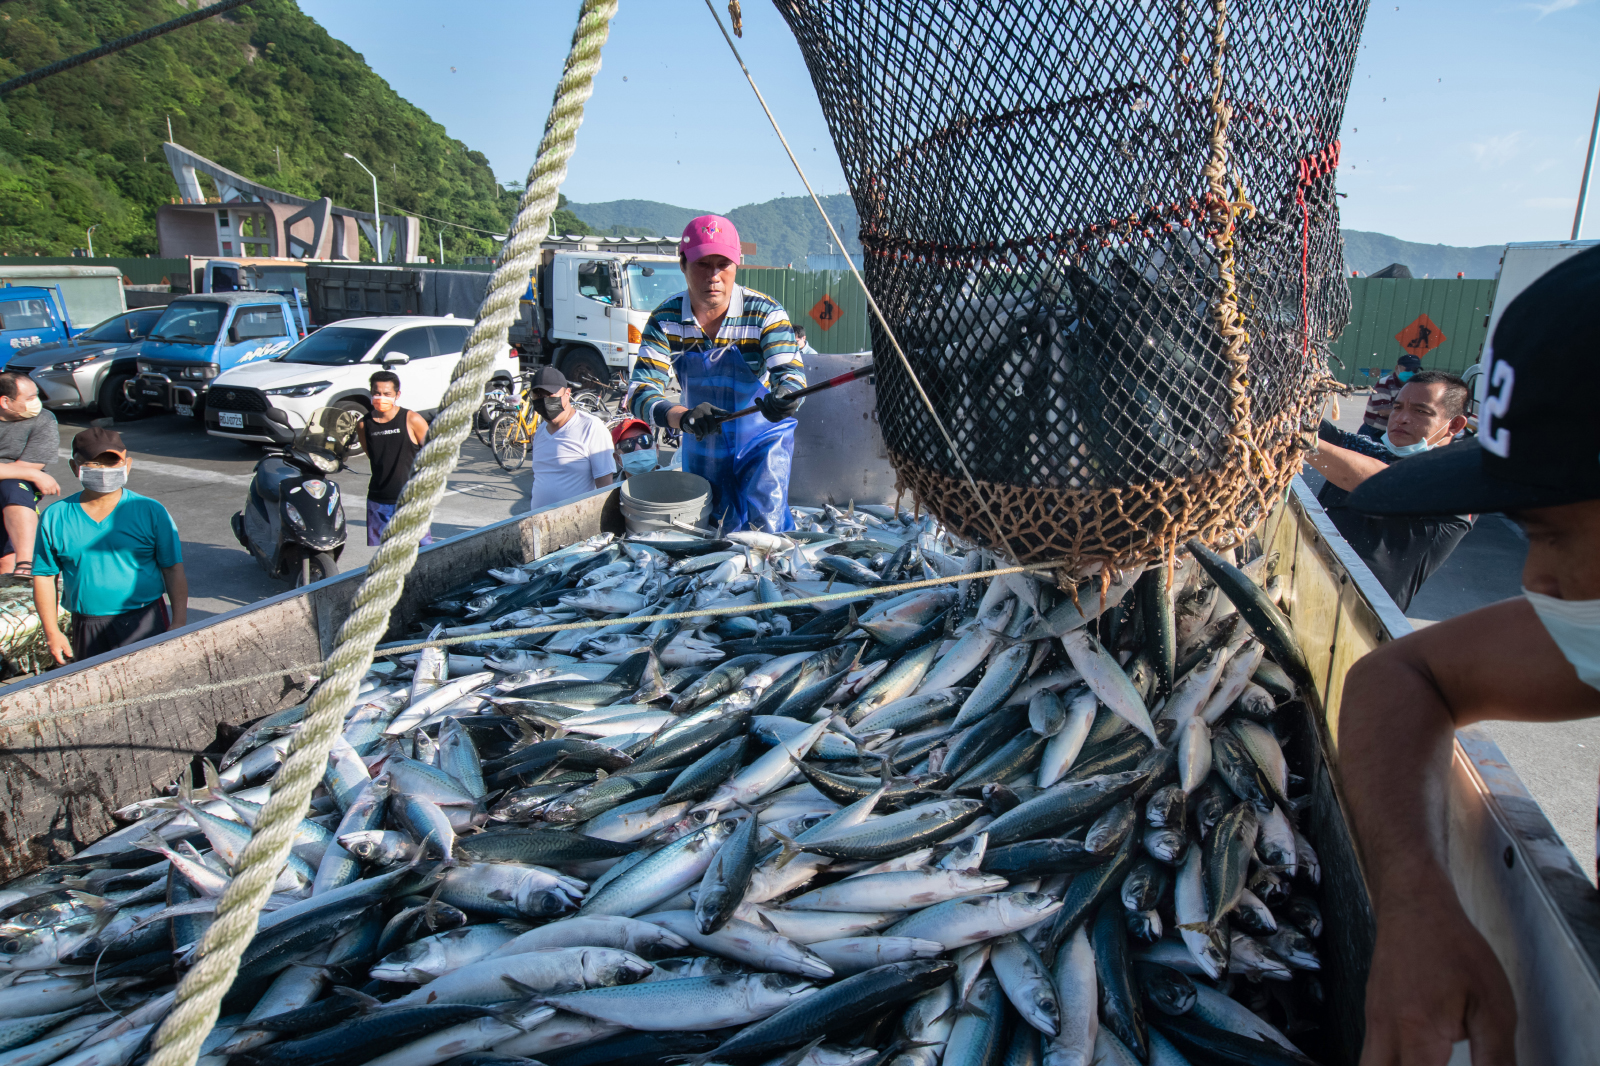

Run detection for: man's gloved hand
[[754, 386, 800, 423], [680, 402, 728, 440]]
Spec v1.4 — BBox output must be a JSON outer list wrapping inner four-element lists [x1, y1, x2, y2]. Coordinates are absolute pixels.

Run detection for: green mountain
[[1340, 230, 1502, 280], [568, 194, 862, 268], [0, 0, 518, 259]]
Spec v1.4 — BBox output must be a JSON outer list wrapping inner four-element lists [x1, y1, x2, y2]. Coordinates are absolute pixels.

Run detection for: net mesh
[[779, 0, 1367, 566]]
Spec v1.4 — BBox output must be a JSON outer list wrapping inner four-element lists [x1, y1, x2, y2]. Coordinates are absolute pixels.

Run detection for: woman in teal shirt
[[32, 427, 187, 663]]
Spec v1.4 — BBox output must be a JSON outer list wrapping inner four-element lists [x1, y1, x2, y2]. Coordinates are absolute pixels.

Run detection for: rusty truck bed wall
[[0, 488, 621, 882], [1264, 478, 1600, 1065]]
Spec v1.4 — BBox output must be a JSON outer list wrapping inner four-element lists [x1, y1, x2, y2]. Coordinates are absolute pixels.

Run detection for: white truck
[[1463, 239, 1599, 412]]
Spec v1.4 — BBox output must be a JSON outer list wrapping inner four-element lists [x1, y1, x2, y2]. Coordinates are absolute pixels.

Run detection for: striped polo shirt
[[628, 285, 806, 426]]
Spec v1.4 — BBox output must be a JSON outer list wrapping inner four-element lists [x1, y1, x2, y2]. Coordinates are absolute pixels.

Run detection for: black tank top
[[362, 407, 420, 504]]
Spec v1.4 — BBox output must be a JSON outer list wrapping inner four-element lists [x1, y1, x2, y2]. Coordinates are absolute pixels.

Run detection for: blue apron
[[677, 340, 796, 534]]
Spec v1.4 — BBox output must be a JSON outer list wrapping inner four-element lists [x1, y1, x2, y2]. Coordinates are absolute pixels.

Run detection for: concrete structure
[[156, 143, 420, 263]]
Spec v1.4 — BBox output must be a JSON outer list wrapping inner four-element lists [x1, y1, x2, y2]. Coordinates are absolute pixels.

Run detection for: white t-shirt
[[529, 409, 616, 509]]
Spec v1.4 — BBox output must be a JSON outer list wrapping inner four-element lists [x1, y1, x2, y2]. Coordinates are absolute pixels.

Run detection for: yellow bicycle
[[490, 388, 541, 471]]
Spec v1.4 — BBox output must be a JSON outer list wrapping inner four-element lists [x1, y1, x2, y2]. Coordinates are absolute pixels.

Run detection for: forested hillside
[[0, 0, 526, 258]]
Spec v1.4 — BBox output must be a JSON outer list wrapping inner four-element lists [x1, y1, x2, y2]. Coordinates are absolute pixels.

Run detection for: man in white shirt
[[527, 366, 615, 510]]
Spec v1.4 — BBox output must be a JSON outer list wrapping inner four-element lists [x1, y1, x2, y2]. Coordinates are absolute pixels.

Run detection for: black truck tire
[[558, 347, 611, 393], [99, 374, 145, 422]]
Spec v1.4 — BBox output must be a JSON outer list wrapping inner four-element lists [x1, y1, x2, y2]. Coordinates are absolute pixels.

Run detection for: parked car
[[3, 308, 167, 419], [202, 316, 518, 447]]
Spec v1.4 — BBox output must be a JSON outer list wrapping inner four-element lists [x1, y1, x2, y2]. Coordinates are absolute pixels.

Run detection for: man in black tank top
[[356, 371, 431, 547]]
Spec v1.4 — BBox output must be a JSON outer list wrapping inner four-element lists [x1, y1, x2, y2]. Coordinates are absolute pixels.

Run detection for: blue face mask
[[1396, 370, 1416, 383], [1382, 430, 1433, 457], [621, 449, 657, 476]]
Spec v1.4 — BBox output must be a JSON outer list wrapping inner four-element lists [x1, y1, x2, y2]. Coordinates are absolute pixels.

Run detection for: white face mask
[[5, 396, 43, 419], [1381, 429, 1433, 457], [1524, 588, 1600, 692], [79, 465, 128, 493]]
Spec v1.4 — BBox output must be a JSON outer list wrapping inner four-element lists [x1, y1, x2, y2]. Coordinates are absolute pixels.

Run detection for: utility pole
[[1573, 83, 1600, 240], [167, 115, 173, 142], [343, 152, 383, 264], [276, 146, 281, 173], [438, 230, 445, 264]]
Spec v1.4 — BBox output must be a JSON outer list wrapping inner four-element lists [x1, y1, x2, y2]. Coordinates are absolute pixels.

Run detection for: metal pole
[[343, 152, 383, 263], [1574, 84, 1600, 241], [85, 225, 96, 258]]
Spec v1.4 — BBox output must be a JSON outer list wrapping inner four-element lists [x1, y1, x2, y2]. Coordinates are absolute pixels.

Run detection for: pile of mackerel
[[0, 503, 1333, 1066]]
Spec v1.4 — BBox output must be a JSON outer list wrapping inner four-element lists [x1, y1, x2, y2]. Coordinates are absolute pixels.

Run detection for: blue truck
[[131, 291, 308, 419], [1, 285, 78, 357]]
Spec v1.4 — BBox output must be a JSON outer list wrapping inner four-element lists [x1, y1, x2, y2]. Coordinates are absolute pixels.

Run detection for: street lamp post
[[86, 225, 97, 258], [343, 152, 383, 264]]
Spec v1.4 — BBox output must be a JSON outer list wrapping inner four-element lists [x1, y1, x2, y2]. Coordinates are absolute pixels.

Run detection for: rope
[[699, 0, 1014, 558], [0, 0, 260, 96], [141, 6, 618, 1066], [1, 561, 1060, 729]]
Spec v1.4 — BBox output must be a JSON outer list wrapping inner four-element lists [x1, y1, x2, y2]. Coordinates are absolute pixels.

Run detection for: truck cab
[[537, 250, 684, 385], [0, 285, 76, 357], [132, 292, 306, 418]]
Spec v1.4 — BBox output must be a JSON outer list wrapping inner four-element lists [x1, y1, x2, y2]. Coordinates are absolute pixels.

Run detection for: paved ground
[[1327, 395, 1598, 878]]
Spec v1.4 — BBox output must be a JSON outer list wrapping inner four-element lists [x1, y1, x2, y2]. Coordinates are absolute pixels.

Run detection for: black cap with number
[[1350, 244, 1600, 516]]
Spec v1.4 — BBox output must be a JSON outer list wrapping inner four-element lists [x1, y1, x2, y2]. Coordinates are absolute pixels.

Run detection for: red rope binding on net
[[1295, 140, 1341, 363]]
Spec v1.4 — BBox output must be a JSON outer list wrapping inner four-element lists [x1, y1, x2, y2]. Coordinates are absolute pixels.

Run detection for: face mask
[[1524, 588, 1600, 692], [1396, 371, 1415, 383], [538, 396, 566, 422], [621, 449, 657, 476], [372, 393, 396, 410], [10, 397, 43, 418], [79, 465, 128, 493], [1381, 430, 1433, 458]]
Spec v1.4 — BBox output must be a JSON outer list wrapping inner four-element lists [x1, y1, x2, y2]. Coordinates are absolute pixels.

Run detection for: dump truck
[[1, 395, 1596, 1063]]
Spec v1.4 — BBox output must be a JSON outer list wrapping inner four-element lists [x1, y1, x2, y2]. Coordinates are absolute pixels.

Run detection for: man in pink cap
[[628, 214, 807, 533]]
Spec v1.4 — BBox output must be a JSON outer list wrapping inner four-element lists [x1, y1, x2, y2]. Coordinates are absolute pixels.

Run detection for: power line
[[381, 200, 506, 238], [0, 0, 260, 97]]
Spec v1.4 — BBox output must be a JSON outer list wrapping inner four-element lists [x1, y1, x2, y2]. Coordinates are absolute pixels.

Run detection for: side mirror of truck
[[383, 353, 410, 366]]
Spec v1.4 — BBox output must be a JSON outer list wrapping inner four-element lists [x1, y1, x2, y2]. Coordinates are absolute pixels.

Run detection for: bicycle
[[490, 391, 541, 471], [475, 379, 521, 446]]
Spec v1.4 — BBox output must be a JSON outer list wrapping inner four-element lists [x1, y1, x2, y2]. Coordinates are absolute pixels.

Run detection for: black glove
[[680, 402, 728, 440], [754, 386, 800, 423]]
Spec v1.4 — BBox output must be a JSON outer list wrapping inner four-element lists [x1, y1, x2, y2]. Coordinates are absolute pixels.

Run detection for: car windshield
[[150, 301, 225, 345], [78, 312, 144, 343], [627, 263, 686, 311], [279, 326, 385, 365], [0, 298, 56, 331]]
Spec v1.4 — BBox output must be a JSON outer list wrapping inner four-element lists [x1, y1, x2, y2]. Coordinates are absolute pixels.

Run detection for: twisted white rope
[[141, 6, 618, 1065]]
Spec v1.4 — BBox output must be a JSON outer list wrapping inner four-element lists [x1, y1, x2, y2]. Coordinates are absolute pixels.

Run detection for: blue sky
[[299, 0, 1600, 247]]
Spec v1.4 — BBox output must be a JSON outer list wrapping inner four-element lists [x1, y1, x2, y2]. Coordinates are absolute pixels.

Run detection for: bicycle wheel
[[491, 413, 529, 471]]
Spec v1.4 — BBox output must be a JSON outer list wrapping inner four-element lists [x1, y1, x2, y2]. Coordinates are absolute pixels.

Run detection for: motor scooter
[[231, 407, 352, 586]]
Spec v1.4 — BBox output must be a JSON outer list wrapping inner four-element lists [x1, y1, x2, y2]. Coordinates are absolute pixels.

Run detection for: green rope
[[141, 5, 619, 1065]]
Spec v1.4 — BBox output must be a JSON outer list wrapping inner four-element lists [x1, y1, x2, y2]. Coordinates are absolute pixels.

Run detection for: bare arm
[[161, 563, 188, 629], [31, 575, 70, 665], [1302, 437, 1390, 492], [1340, 597, 1600, 1065], [0, 460, 59, 496], [408, 411, 429, 447], [594, 473, 614, 489]]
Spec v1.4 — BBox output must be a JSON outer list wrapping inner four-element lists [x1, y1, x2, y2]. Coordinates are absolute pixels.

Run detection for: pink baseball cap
[[680, 215, 741, 265]]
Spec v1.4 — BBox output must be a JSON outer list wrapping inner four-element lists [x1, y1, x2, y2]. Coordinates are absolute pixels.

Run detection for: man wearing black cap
[[1359, 352, 1425, 439], [526, 365, 615, 511], [1337, 246, 1600, 1065], [32, 427, 188, 663]]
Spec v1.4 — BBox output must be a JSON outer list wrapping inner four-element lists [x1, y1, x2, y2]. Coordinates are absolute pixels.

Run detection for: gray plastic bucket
[[620, 470, 715, 535]]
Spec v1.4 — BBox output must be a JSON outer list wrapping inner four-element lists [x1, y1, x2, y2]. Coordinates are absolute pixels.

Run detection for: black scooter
[[232, 407, 352, 586]]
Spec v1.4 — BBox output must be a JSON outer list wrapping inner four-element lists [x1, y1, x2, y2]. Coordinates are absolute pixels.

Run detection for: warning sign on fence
[[809, 294, 842, 332], [1395, 313, 1446, 357]]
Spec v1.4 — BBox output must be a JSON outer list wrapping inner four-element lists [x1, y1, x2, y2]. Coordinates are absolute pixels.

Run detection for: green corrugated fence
[[738, 267, 869, 354], [0, 257, 189, 287], [1326, 277, 1497, 386]]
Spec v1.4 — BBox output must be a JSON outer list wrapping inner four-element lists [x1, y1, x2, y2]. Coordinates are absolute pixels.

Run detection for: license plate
[[175, 403, 193, 417], [219, 411, 244, 429]]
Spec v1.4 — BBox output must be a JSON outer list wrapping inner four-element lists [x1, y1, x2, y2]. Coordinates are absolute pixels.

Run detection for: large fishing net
[[779, 0, 1367, 567]]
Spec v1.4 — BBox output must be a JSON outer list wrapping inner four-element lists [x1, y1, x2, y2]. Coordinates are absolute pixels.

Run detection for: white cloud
[[1524, 0, 1581, 14], [1469, 132, 1524, 169], [1523, 196, 1577, 210]]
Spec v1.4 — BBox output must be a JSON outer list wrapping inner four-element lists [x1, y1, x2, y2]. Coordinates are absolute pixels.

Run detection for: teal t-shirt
[[34, 489, 183, 617]]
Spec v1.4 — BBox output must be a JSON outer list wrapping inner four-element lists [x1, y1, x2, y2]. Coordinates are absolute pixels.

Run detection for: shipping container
[[1327, 277, 1496, 386]]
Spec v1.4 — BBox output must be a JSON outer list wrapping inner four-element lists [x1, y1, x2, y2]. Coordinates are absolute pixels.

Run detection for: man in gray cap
[[1338, 245, 1600, 1064]]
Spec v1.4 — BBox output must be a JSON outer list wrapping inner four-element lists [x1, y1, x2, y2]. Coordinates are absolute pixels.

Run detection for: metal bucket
[[620, 470, 714, 534]]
